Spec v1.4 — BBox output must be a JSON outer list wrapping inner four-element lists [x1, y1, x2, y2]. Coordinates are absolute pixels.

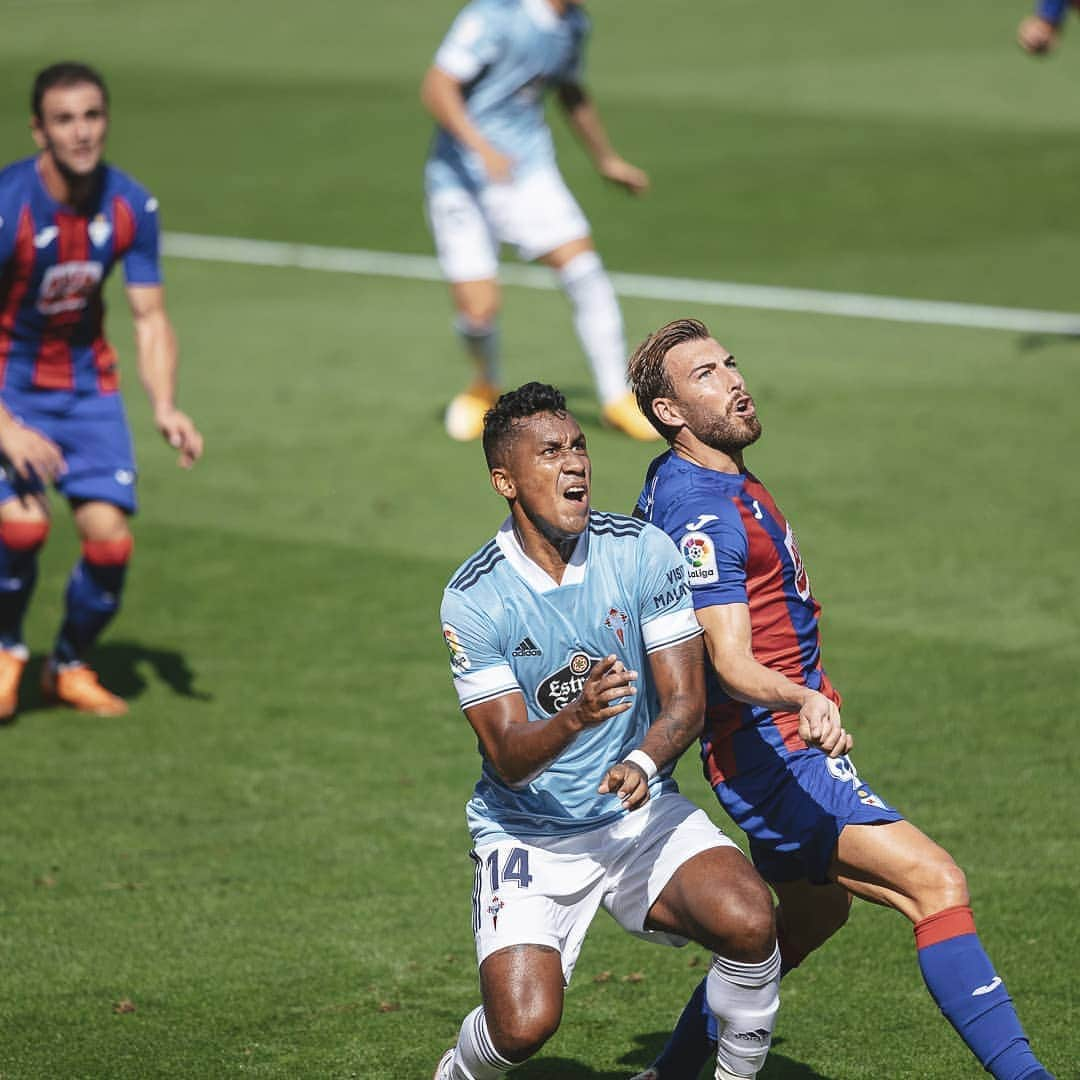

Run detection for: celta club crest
[[487, 896, 505, 930], [603, 607, 629, 646]]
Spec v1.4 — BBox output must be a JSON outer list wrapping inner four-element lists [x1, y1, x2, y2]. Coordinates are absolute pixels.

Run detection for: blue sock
[[0, 521, 49, 650], [53, 539, 131, 664], [651, 977, 715, 1079], [915, 906, 1052, 1080]]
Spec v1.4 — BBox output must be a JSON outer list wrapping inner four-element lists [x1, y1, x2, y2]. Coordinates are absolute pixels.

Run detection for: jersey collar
[[496, 515, 588, 593]]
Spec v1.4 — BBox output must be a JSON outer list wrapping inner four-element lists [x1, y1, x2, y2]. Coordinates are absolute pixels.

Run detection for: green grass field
[[1, 2, 1078, 1077]]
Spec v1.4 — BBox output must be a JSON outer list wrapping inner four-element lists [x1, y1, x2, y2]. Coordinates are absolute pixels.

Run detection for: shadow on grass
[[510, 1036, 833, 1079], [1016, 331, 1080, 352], [1, 640, 212, 723]]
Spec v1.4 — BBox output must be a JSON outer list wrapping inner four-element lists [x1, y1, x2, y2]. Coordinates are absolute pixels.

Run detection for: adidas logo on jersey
[[512, 636, 542, 657]]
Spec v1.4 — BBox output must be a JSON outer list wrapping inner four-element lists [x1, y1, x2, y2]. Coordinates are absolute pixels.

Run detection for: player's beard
[[696, 406, 762, 455]]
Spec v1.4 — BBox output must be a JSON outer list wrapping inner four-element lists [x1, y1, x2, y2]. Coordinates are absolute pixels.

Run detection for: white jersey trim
[[434, 42, 484, 82], [495, 516, 587, 594], [456, 663, 521, 710], [641, 608, 703, 654]]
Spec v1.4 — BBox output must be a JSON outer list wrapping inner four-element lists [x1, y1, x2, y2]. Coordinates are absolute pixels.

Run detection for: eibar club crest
[[603, 607, 629, 646], [88, 214, 112, 248]]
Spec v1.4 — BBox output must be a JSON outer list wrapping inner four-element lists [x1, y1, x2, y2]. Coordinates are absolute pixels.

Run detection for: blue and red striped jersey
[[637, 450, 841, 783], [0, 156, 161, 397]]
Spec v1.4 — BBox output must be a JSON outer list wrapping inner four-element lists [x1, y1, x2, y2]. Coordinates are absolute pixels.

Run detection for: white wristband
[[622, 749, 658, 782]]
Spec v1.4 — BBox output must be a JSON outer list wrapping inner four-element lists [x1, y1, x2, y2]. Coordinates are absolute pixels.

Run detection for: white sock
[[556, 250, 629, 405], [455, 316, 501, 386], [445, 1006, 515, 1079], [706, 946, 781, 1079]]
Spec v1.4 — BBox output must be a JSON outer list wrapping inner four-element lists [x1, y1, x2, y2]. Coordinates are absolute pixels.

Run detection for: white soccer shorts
[[470, 793, 739, 984], [426, 165, 591, 282]]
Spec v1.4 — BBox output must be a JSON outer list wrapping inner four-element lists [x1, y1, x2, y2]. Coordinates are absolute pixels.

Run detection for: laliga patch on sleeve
[[679, 532, 718, 585], [443, 624, 471, 673]]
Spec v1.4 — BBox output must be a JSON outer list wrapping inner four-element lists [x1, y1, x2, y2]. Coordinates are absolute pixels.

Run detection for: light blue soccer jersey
[[441, 511, 702, 844], [425, 0, 589, 193]]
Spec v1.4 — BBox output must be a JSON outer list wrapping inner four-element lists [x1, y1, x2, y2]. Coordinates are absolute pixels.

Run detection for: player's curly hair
[[482, 382, 568, 468], [628, 318, 712, 441], [32, 62, 109, 122]]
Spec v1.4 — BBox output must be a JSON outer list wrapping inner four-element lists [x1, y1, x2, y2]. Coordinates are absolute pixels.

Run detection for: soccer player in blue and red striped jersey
[[623, 319, 1053, 1080], [0, 62, 203, 719]]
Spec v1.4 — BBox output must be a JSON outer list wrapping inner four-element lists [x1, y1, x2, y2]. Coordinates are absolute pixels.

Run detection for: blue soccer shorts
[[0, 391, 138, 513], [714, 750, 904, 885]]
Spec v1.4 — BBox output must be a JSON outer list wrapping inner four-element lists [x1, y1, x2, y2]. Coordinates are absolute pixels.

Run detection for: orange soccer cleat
[[0, 648, 27, 722], [41, 663, 128, 717], [602, 391, 662, 442], [444, 381, 501, 442]]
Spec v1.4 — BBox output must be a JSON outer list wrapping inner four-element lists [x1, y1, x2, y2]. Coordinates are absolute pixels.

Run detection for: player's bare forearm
[[697, 604, 813, 712], [467, 657, 636, 787], [559, 87, 650, 194], [421, 66, 511, 182], [129, 285, 203, 468], [466, 694, 590, 787], [637, 637, 706, 770]]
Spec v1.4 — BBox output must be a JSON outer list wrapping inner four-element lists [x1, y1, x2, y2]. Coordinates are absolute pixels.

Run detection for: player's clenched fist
[[797, 690, 853, 758], [567, 654, 637, 728]]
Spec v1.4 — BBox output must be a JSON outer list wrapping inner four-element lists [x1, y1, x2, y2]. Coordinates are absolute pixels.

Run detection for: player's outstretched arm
[[556, 83, 649, 195], [0, 403, 65, 483], [465, 656, 636, 788], [599, 635, 706, 810], [696, 603, 853, 758], [420, 66, 513, 183], [127, 284, 203, 469]]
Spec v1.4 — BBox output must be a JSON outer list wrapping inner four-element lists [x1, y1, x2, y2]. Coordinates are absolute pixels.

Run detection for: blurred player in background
[[0, 61, 202, 719], [421, 0, 659, 443], [625, 319, 1054, 1080], [434, 383, 781, 1080], [1017, 0, 1078, 53]]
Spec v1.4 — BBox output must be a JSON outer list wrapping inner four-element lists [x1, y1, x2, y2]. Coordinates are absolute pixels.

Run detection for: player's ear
[[490, 466, 516, 500], [30, 116, 47, 150], [652, 396, 682, 429]]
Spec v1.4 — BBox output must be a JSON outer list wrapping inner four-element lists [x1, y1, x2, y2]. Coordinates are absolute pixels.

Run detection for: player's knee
[[82, 535, 134, 568], [715, 874, 777, 963], [926, 857, 969, 910], [488, 1000, 561, 1063], [0, 519, 50, 552], [456, 296, 500, 327]]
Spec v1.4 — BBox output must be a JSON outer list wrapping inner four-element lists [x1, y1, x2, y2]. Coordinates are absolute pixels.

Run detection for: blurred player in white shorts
[[421, 0, 659, 442], [433, 383, 781, 1080]]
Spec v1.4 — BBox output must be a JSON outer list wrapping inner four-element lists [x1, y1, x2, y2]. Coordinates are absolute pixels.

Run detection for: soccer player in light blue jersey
[[433, 383, 784, 1080], [421, 0, 659, 443], [1018, 0, 1078, 52]]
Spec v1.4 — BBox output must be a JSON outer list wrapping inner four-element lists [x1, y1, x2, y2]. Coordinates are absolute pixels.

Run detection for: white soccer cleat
[[432, 1048, 454, 1080]]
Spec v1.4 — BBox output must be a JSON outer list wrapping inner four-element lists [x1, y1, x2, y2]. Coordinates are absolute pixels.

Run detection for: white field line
[[162, 231, 1080, 336]]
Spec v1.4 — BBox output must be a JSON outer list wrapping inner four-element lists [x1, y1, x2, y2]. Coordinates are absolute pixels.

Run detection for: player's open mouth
[[733, 395, 755, 417], [563, 484, 588, 503]]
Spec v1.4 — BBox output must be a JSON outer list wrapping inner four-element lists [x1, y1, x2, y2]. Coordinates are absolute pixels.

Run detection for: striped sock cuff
[[711, 944, 782, 989], [467, 1007, 514, 1073]]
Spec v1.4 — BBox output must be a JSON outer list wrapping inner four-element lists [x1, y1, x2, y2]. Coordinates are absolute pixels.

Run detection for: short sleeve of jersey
[[434, 1, 506, 82], [560, 10, 590, 83], [635, 523, 703, 654], [0, 177, 20, 268], [440, 587, 521, 710], [122, 193, 162, 286], [671, 503, 749, 610]]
